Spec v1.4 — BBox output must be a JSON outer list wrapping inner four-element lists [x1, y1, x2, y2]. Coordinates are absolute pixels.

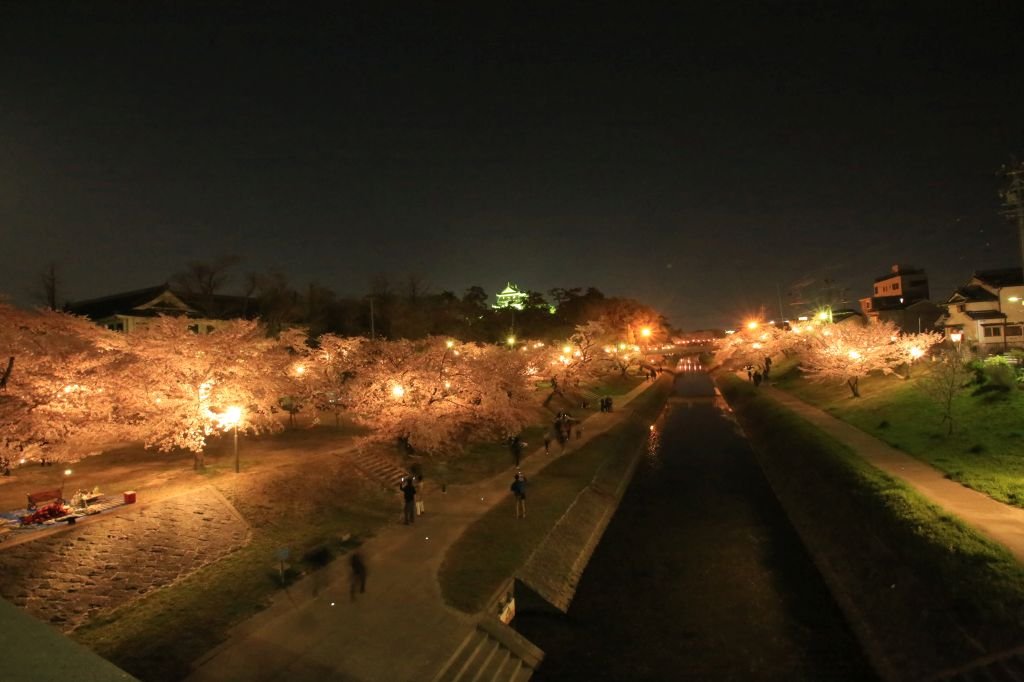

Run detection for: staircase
[[346, 449, 409, 489], [432, 620, 542, 682]]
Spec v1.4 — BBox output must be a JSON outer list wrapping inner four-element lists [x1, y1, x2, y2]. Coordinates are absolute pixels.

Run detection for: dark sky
[[2, 2, 1023, 328]]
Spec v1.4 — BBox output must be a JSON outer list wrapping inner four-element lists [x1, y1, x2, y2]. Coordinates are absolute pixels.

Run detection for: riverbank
[[718, 374, 1024, 681]]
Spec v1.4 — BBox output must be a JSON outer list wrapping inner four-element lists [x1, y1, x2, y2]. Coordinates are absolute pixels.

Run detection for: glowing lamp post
[[391, 384, 405, 398], [746, 321, 759, 330], [907, 346, 924, 377], [640, 327, 651, 338], [506, 335, 516, 349], [221, 406, 243, 474], [950, 330, 963, 347], [446, 339, 455, 349]]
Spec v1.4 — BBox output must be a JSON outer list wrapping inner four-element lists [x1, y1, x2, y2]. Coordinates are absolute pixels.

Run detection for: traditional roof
[[974, 267, 1024, 289], [965, 310, 1007, 321], [947, 285, 999, 304], [66, 285, 259, 321]]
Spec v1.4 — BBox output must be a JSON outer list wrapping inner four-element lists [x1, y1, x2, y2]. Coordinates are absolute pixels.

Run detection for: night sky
[[2, 2, 1023, 329]]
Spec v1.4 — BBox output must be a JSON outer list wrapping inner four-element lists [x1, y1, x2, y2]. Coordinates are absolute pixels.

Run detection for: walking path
[[186, 379, 658, 682], [763, 386, 1024, 564]]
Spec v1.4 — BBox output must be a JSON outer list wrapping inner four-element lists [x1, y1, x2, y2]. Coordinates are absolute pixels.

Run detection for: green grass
[[720, 375, 1024, 675], [770, 359, 1024, 509], [438, 380, 670, 613]]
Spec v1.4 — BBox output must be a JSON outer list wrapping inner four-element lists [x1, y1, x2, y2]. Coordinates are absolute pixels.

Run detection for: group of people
[[744, 356, 773, 387], [598, 396, 614, 412]]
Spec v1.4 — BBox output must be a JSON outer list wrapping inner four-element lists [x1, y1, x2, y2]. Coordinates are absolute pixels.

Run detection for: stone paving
[[0, 486, 250, 632]]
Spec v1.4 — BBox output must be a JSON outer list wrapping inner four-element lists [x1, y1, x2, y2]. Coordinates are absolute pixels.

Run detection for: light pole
[[221, 406, 243, 473], [950, 330, 963, 352]]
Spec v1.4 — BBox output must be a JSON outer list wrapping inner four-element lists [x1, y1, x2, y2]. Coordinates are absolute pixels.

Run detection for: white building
[[938, 268, 1024, 352]]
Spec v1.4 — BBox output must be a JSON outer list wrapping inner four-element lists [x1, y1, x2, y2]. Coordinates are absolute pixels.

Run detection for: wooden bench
[[27, 489, 63, 510]]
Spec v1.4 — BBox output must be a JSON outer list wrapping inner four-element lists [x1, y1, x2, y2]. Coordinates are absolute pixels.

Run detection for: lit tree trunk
[[847, 377, 860, 398]]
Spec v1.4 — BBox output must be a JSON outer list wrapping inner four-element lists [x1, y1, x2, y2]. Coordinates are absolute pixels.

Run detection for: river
[[514, 366, 875, 681]]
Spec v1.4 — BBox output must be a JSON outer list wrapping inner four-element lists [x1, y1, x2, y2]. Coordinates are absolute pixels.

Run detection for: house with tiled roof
[[65, 284, 259, 333], [937, 268, 1024, 351]]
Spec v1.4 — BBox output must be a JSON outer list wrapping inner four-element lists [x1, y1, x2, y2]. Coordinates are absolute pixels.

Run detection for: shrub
[[984, 356, 1017, 391]]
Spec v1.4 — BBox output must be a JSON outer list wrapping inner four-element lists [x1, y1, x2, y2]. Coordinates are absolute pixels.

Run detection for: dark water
[[515, 368, 875, 681]]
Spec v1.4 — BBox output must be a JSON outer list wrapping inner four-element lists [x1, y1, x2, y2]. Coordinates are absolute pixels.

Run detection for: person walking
[[509, 435, 525, 466], [415, 474, 425, 516], [349, 551, 367, 601], [400, 476, 417, 525], [543, 433, 551, 455], [511, 472, 528, 519]]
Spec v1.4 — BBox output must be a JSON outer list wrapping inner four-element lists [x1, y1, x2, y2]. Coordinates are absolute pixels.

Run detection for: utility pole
[[1000, 162, 1024, 274], [369, 297, 375, 340]]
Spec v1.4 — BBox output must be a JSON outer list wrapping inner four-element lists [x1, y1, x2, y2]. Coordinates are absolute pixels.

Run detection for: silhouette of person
[[349, 551, 367, 601]]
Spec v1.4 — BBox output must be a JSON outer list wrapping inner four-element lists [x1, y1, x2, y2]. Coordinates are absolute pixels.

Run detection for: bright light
[[1010, 296, 1021, 303], [391, 385, 405, 398], [817, 311, 830, 321], [848, 350, 861, 360], [640, 327, 652, 337], [791, 325, 802, 334], [443, 380, 451, 390], [909, 347, 924, 359], [446, 339, 455, 349], [64, 468, 72, 476], [746, 321, 759, 330], [506, 336, 516, 346], [294, 364, 306, 376], [563, 345, 572, 354], [618, 342, 626, 350], [221, 405, 243, 428], [950, 331, 963, 343], [752, 342, 763, 350], [798, 316, 808, 321]]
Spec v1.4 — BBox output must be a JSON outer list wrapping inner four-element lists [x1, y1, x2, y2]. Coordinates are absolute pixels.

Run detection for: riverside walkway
[[186, 379, 657, 682], [763, 386, 1024, 564]]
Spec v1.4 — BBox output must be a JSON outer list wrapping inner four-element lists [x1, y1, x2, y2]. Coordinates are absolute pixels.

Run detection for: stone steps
[[348, 449, 409, 490], [432, 620, 540, 682]]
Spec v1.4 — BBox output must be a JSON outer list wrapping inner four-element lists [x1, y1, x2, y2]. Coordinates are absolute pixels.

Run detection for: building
[[492, 282, 530, 311], [858, 265, 941, 332], [66, 284, 259, 333], [937, 267, 1024, 351]]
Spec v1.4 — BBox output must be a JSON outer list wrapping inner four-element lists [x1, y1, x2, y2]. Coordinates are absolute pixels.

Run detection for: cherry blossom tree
[[122, 318, 298, 469], [801, 320, 907, 397], [347, 337, 535, 453], [288, 334, 366, 427], [713, 322, 801, 374], [894, 330, 944, 378], [0, 304, 129, 464]]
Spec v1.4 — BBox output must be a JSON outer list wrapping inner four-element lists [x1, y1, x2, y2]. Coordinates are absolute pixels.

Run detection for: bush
[[984, 356, 1017, 391]]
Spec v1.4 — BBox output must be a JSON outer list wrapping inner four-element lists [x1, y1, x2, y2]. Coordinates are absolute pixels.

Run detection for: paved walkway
[[763, 386, 1024, 564], [186, 379, 659, 682]]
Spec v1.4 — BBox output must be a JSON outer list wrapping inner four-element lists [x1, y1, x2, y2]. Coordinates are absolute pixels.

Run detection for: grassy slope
[[438, 379, 669, 613], [720, 375, 1024, 676], [770, 356, 1024, 508]]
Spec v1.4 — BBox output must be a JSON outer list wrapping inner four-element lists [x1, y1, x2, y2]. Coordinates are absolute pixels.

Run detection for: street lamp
[[506, 335, 516, 349], [221, 406, 243, 473], [640, 327, 652, 338], [950, 330, 963, 351]]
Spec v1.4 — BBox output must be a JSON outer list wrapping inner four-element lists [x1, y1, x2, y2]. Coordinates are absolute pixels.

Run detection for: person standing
[[511, 472, 528, 519], [400, 476, 417, 525], [543, 433, 551, 455], [349, 551, 367, 601]]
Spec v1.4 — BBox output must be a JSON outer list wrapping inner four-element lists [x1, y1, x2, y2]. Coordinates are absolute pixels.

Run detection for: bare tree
[[171, 254, 238, 301], [918, 346, 973, 436], [34, 262, 60, 310]]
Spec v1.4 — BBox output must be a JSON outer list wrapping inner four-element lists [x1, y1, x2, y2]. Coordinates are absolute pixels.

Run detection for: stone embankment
[[0, 486, 249, 631]]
